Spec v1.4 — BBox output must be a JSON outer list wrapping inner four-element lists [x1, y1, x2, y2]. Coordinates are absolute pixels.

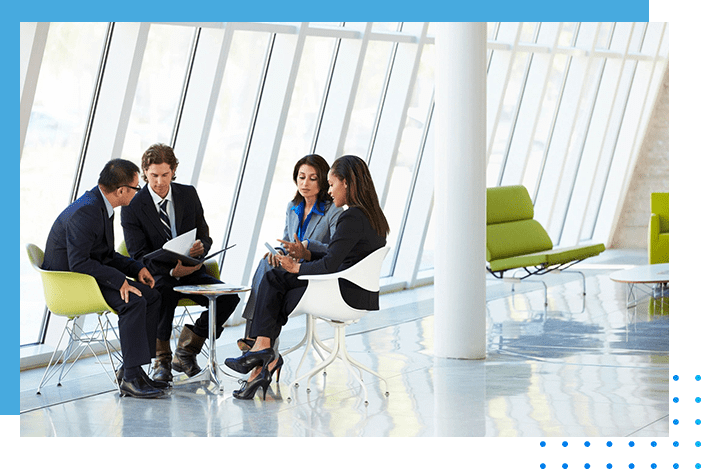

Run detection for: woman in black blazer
[[225, 155, 390, 400]]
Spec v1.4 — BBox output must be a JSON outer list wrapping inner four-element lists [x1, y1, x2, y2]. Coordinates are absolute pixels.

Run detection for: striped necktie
[[159, 199, 173, 240]]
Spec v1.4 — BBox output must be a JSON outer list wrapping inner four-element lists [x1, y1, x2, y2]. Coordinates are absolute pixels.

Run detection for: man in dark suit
[[43, 159, 166, 398], [121, 143, 239, 383]]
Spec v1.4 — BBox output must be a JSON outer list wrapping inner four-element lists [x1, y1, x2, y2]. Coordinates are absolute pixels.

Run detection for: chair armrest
[[298, 272, 344, 282], [649, 213, 660, 242]]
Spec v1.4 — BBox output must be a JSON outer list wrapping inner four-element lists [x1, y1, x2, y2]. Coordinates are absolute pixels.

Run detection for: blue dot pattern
[[539, 375, 701, 469]]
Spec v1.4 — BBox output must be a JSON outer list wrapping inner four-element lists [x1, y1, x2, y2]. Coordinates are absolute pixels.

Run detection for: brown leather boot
[[152, 339, 173, 383], [172, 325, 205, 377]]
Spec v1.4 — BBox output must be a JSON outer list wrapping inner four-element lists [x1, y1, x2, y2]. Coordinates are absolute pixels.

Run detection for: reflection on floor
[[20, 249, 668, 437]]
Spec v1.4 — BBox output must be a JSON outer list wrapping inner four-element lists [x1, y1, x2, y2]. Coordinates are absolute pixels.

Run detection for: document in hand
[[143, 229, 237, 266]]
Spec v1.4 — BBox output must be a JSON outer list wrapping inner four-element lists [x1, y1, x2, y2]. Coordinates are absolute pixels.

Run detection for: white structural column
[[434, 23, 487, 359]]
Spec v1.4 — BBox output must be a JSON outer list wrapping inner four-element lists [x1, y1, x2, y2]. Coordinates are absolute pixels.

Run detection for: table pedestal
[[171, 285, 250, 393]]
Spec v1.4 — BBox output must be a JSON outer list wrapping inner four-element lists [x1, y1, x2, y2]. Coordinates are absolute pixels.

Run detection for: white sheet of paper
[[163, 228, 196, 256]]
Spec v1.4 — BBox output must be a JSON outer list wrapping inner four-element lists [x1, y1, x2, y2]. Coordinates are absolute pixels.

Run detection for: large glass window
[[20, 22, 108, 346], [343, 40, 394, 157], [120, 24, 195, 163], [198, 30, 271, 249], [384, 44, 435, 273], [20, 21, 669, 353], [254, 35, 337, 255]]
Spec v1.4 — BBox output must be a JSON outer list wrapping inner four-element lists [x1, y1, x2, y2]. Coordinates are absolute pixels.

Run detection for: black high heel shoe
[[269, 355, 284, 383], [232, 368, 272, 400], [225, 348, 276, 375]]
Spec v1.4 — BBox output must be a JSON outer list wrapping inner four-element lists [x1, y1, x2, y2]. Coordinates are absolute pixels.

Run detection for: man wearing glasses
[[42, 159, 166, 399], [121, 143, 240, 384]]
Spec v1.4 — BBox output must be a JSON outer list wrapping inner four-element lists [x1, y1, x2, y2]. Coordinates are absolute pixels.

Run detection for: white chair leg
[[288, 329, 342, 401], [335, 327, 369, 404], [290, 316, 316, 385], [343, 347, 389, 397], [286, 315, 331, 384], [282, 314, 313, 357]]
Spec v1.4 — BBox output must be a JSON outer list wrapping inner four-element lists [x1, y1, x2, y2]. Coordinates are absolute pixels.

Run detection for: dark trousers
[[249, 268, 307, 342], [155, 269, 240, 341], [100, 279, 161, 369]]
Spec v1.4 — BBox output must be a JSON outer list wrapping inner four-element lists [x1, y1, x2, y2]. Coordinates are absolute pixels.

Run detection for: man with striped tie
[[121, 144, 240, 384]]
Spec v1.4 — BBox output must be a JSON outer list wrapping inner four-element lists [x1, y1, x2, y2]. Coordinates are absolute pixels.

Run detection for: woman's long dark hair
[[330, 155, 390, 237], [291, 154, 332, 206]]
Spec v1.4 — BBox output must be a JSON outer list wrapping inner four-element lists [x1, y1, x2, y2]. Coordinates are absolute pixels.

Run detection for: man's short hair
[[141, 143, 179, 183], [98, 159, 140, 193]]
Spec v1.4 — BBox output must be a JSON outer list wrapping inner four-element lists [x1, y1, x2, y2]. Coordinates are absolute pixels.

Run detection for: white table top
[[173, 284, 251, 295], [609, 263, 669, 284]]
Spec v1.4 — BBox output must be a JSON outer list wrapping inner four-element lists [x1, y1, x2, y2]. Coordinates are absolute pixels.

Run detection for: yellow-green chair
[[117, 241, 218, 354], [648, 192, 669, 264], [26, 244, 122, 395]]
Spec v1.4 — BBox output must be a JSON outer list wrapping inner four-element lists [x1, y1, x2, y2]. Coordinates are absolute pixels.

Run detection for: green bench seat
[[486, 185, 605, 285]]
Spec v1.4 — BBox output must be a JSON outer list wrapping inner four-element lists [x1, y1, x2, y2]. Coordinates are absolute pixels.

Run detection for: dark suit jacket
[[42, 186, 144, 290], [121, 182, 213, 278], [299, 207, 386, 310]]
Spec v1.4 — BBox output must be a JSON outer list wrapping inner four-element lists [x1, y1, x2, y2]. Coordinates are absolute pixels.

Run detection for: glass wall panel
[[372, 22, 399, 32], [254, 36, 337, 257], [383, 44, 434, 272], [343, 41, 394, 157], [487, 50, 529, 186], [120, 24, 195, 164], [420, 208, 435, 271], [20, 22, 108, 346], [198, 31, 271, 249]]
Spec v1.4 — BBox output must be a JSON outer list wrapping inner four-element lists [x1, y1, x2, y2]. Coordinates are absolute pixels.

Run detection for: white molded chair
[[26, 244, 122, 394], [287, 245, 390, 404]]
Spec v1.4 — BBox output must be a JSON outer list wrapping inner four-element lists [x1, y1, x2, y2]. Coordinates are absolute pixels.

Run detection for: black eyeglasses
[[121, 185, 141, 192]]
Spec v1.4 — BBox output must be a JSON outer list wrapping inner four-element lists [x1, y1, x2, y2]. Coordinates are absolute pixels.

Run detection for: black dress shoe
[[224, 348, 276, 374], [141, 368, 170, 389], [116, 366, 170, 389], [119, 374, 166, 399]]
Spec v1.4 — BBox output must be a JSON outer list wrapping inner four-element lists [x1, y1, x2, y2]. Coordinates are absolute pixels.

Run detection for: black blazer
[[299, 207, 386, 310], [42, 186, 144, 290], [121, 182, 213, 278]]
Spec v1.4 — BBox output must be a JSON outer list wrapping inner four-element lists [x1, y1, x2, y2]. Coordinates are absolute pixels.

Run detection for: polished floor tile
[[20, 249, 668, 437]]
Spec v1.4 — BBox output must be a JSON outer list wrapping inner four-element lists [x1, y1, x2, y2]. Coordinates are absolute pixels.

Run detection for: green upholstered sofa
[[648, 192, 669, 265], [486, 185, 606, 295]]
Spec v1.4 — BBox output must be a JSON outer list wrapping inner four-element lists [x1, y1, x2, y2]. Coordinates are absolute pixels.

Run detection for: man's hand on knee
[[120, 279, 143, 303]]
